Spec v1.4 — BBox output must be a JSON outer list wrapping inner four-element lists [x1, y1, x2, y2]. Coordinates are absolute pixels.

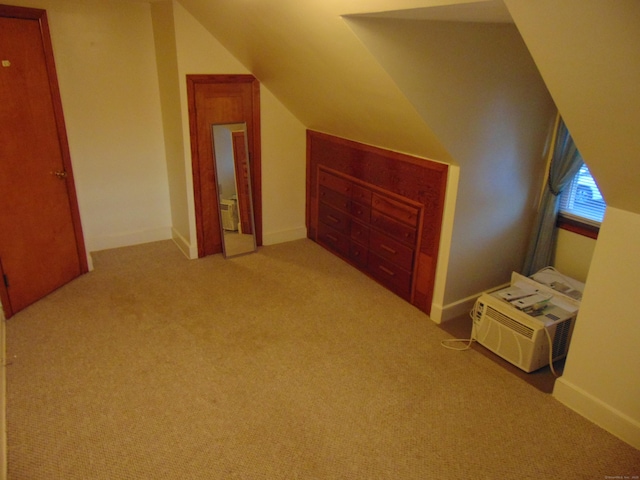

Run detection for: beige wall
[[10, 0, 173, 253], [554, 229, 596, 284], [162, 1, 307, 256], [346, 17, 556, 320], [504, 0, 640, 449], [6, 0, 305, 259], [151, 1, 190, 255], [554, 208, 640, 449], [505, 0, 640, 215]]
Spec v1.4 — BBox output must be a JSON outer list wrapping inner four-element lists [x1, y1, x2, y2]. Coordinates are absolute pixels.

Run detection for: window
[[558, 164, 606, 238]]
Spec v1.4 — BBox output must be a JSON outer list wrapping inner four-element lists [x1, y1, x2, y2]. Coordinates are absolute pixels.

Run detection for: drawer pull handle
[[379, 265, 395, 276], [380, 244, 397, 254], [326, 234, 338, 242], [327, 215, 339, 224]]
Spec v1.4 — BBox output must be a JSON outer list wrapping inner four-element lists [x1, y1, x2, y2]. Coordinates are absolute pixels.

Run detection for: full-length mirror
[[212, 123, 257, 258]]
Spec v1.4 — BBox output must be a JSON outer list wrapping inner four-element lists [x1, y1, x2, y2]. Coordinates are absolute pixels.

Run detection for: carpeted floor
[[4, 239, 639, 479]]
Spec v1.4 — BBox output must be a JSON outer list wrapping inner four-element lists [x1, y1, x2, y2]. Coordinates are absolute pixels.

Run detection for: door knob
[[52, 170, 67, 179]]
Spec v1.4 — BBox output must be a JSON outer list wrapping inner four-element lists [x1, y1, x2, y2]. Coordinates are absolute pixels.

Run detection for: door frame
[[186, 74, 262, 258], [0, 5, 88, 318]]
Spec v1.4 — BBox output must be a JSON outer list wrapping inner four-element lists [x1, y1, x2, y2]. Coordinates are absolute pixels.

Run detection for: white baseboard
[[86, 227, 172, 253], [168, 226, 308, 257], [430, 282, 510, 324], [171, 228, 197, 259], [86, 251, 94, 272], [263, 226, 307, 246], [430, 295, 477, 324], [553, 377, 640, 450]]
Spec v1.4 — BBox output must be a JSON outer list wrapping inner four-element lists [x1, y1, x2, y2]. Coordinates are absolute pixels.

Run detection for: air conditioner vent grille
[[552, 319, 572, 358], [486, 306, 534, 339]]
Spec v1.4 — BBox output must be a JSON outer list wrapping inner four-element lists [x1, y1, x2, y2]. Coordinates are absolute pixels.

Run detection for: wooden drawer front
[[350, 220, 370, 245], [351, 184, 371, 205], [349, 242, 368, 269], [370, 210, 417, 246], [368, 253, 412, 300], [372, 194, 419, 227], [318, 203, 350, 234], [349, 201, 371, 223], [319, 186, 350, 213], [319, 170, 351, 196], [317, 222, 350, 257], [369, 230, 414, 271]]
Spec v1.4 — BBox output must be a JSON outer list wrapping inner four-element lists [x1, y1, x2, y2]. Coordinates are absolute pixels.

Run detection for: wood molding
[[557, 215, 599, 239], [187, 75, 262, 258]]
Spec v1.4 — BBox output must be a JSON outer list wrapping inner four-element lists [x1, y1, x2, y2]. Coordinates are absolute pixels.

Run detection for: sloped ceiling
[[175, 0, 472, 163], [503, 0, 640, 214], [176, 0, 640, 214]]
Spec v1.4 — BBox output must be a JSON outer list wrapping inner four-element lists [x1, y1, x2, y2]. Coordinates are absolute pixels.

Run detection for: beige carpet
[[5, 239, 639, 479]]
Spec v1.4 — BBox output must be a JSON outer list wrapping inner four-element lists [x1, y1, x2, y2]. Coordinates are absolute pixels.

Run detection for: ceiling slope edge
[[175, 0, 455, 164]]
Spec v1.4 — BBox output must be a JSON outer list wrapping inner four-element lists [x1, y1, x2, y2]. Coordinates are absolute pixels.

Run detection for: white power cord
[[544, 326, 560, 378], [440, 304, 478, 351]]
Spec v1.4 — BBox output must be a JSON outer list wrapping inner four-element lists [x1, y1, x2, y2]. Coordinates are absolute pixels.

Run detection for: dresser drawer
[[319, 169, 351, 196], [318, 203, 350, 234], [351, 183, 372, 205], [317, 222, 350, 257], [350, 220, 370, 245], [349, 201, 371, 223], [369, 230, 414, 271], [319, 186, 350, 213], [372, 194, 419, 227], [349, 242, 368, 269], [370, 210, 417, 246], [368, 253, 412, 300]]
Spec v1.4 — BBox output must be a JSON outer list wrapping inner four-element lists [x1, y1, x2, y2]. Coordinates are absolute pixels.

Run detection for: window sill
[[557, 216, 599, 239]]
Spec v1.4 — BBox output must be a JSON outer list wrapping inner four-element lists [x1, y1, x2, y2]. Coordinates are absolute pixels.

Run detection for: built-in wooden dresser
[[317, 167, 422, 301], [307, 131, 448, 315]]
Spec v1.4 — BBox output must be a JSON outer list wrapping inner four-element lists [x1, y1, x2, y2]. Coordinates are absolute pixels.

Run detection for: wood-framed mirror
[[187, 74, 261, 258], [212, 122, 257, 257]]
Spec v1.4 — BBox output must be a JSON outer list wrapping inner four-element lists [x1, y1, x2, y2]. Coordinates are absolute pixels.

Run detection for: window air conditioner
[[472, 292, 576, 373], [219, 199, 238, 231]]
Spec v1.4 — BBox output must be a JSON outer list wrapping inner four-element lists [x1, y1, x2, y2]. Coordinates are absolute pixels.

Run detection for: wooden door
[[0, 5, 87, 318], [187, 75, 261, 257], [232, 131, 252, 234]]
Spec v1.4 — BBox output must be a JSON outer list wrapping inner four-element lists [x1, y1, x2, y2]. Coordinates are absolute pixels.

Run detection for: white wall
[[259, 88, 308, 245], [169, 0, 307, 255], [554, 229, 596, 283], [553, 208, 640, 449], [7, 0, 306, 258], [505, 0, 640, 215], [346, 17, 556, 321], [150, 0, 191, 256], [11, 0, 173, 252]]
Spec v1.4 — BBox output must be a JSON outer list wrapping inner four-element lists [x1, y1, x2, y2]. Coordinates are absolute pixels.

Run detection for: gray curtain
[[522, 118, 583, 276]]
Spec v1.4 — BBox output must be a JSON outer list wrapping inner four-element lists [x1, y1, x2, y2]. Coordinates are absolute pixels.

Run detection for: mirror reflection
[[212, 123, 257, 258]]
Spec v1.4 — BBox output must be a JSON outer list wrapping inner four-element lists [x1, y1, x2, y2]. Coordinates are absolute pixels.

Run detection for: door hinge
[[3, 274, 8, 288]]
